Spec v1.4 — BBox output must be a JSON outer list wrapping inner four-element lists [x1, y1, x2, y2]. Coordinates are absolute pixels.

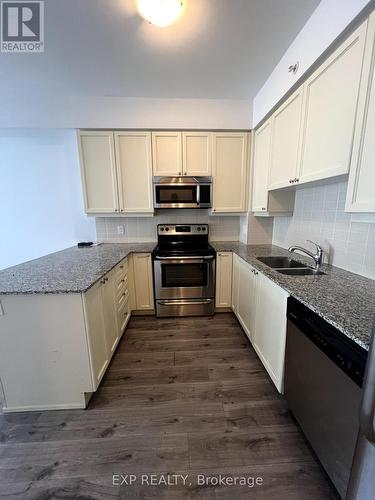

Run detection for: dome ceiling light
[[137, 0, 185, 27]]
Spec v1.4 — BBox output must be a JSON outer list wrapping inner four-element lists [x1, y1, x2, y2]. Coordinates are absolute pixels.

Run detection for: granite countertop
[[0, 243, 156, 295], [1, 241, 374, 351], [212, 242, 375, 351]]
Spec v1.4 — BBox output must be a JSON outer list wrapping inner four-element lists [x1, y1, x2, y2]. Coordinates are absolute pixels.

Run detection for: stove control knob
[[202, 227, 206, 231], [197, 227, 201, 231], [165, 227, 169, 232], [160, 227, 164, 231]]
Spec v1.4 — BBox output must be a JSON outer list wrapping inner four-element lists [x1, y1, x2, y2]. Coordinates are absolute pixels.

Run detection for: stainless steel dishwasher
[[285, 297, 368, 499]]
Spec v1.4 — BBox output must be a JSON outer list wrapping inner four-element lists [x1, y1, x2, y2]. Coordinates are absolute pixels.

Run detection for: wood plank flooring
[[0, 313, 339, 499]]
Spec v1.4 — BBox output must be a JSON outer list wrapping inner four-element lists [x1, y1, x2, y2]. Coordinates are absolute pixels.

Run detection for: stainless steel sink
[[257, 256, 307, 269], [277, 268, 326, 276]]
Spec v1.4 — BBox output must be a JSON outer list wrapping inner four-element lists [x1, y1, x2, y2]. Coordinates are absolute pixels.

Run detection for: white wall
[[253, 0, 372, 126], [0, 97, 252, 130], [272, 180, 375, 279], [0, 129, 95, 270]]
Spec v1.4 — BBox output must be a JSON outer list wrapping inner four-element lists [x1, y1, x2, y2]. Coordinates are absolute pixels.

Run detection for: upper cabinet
[[78, 131, 119, 213], [152, 131, 212, 177], [252, 119, 295, 216], [268, 88, 304, 190], [182, 132, 212, 176], [298, 22, 367, 185], [152, 131, 182, 176], [212, 132, 249, 213], [78, 130, 153, 215], [346, 13, 375, 214], [114, 132, 153, 213], [252, 120, 272, 212]]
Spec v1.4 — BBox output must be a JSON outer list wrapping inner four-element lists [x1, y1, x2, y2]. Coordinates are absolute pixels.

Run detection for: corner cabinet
[[212, 132, 249, 213], [346, 12, 375, 214], [78, 130, 153, 215]]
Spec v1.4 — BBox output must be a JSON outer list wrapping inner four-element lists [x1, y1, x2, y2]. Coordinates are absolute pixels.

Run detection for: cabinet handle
[[289, 179, 292, 184], [120, 209, 124, 212], [115, 209, 119, 212], [179, 171, 182, 176], [262, 207, 266, 211]]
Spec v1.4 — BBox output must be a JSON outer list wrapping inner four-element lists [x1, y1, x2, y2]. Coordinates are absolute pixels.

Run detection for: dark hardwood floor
[[0, 313, 339, 499]]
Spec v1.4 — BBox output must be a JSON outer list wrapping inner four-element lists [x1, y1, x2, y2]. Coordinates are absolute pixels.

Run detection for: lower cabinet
[[216, 252, 233, 308], [231, 255, 289, 393], [252, 273, 289, 393], [132, 253, 154, 311]]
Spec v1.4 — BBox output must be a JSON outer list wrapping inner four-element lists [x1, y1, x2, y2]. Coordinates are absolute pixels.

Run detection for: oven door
[[153, 256, 215, 299], [154, 183, 199, 209]]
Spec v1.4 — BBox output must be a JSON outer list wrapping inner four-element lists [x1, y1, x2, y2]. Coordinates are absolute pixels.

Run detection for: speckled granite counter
[[0, 243, 155, 295], [212, 242, 375, 351]]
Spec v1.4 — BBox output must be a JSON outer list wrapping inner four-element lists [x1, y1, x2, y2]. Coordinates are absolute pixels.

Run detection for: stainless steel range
[[152, 224, 216, 317]]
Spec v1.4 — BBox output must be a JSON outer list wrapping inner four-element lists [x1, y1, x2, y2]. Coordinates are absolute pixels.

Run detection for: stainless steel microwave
[[153, 177, 212, 209]]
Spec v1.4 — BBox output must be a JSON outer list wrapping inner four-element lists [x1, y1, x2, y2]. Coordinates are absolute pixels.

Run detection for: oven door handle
[[158, 299, 213, 306], [154, 255, 215, 261]]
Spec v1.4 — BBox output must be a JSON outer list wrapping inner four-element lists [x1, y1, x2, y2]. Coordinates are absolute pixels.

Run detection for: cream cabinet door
[[252, 120, 272, 212], [114, 132, 153, 213], [269, 88, 304, 190], [212, 133, 248, 213], [237, 259, 257, 343], [84, 281, 109, 390], [132, 253, 154, 311], [182, 132, 212, 176], [346, 14, 375, 213], [152, 132, 182, 176], [231, 253, 240, 313], [78, 131, 119, 213], [298, 21, 367, 185], [101, 270, 119, 357], [215, 252, 233, 308], [253, 273, 289, 393]]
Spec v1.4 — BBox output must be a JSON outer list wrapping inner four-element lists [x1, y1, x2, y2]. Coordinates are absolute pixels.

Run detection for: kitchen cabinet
[[215, 252, 233, 308], [231, 255, 289, 393], [78, 130, 153, 215], [346, 13, 375, 214], [101, 269, 120, 357], [182, 132, 212, 176], [84, 281, 109, 389], [212, 132, 249, 213], [78, 131, 119, 213], [152, 131, 212, 177], [132, 253, 154, 311], [114, 257, 131, 334], [252, 272, 289, 393], [252, 120, 295, 216], [268, 88, 304, 190], [114, 132, 153, 213], [152, 131, 182, 176], [298, 21, 367, 185], [231, 253, 240, 314], [252, 120, 272, 212], [236, 258, 257, 343]]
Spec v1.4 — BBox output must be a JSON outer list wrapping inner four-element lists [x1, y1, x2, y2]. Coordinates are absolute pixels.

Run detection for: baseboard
[[131, 310, 155, 316]]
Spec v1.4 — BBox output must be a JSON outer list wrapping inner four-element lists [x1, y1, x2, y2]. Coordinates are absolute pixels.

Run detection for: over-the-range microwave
[[153, 177, 212, 209]]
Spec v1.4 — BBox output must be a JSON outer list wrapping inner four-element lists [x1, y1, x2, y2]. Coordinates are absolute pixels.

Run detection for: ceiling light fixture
[[137, 0, 184, 27]]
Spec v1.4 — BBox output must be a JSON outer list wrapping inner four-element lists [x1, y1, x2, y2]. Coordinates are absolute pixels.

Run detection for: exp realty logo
[[1, 1, 44, 52]]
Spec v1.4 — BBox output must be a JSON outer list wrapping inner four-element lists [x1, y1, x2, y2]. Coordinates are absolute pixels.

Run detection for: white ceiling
[[0, 0, 321, 101]]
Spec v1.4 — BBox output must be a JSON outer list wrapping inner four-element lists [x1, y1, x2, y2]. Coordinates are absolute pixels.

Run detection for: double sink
[[256, 256, 325, 276]]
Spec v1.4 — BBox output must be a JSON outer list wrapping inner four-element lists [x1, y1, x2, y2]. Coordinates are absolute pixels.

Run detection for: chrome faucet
[[288, 240, 324, 270]]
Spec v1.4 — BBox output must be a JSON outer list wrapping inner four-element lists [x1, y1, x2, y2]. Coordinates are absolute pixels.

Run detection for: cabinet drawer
[[117, 287, 129, 310], [115, 258, 128, 279], [117, 294, 130, 333], [115, 274, 128, 297]]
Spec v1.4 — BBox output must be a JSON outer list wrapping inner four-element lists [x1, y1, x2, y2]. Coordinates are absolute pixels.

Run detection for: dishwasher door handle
[[359, 323, 375, 443]]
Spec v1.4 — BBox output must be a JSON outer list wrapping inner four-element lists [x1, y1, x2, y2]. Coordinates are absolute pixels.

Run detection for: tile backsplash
[[273, 180, 375, 279], [96, 210, 240, 243]]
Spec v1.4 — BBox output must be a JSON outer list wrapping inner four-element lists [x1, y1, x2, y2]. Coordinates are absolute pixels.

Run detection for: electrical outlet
[[117, 225, 125, 236]]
